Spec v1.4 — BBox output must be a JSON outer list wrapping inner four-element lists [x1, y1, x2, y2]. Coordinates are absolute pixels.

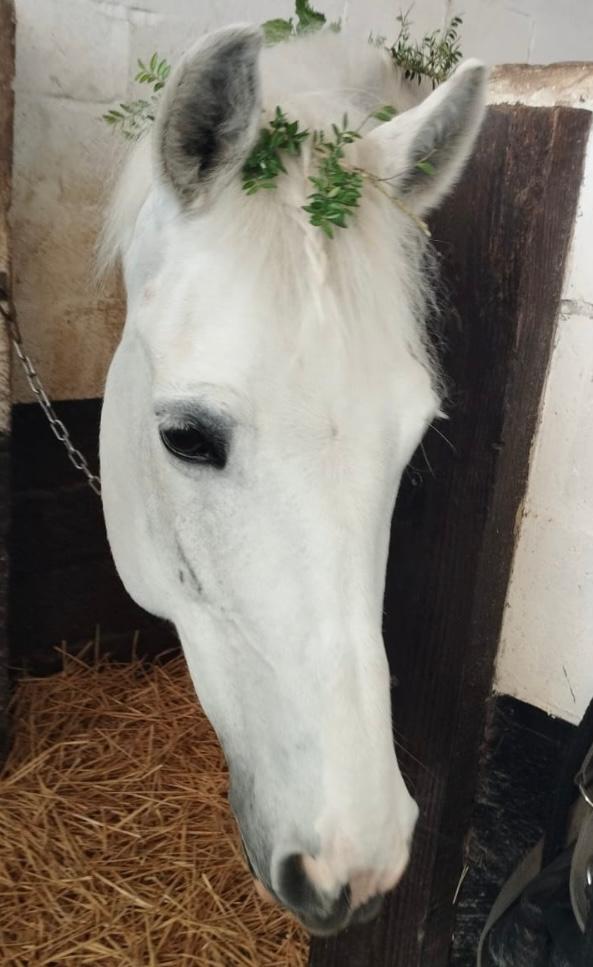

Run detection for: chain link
[[0, 294, 102, 496]]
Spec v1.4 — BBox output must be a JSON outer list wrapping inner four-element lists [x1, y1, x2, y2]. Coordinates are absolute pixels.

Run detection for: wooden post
[[310, 103, 591, 967], [0, 0, 14, 760], [0, 0, 14, 298], [0, 0, 14, 757]]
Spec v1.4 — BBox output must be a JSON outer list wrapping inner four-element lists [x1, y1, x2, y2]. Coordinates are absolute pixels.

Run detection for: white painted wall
[[9, 1, 593, 723], [488, 69, 593, 724]]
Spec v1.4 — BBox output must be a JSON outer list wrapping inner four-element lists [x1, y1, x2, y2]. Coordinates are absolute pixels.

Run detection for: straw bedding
[[0, 651, 308, 966]]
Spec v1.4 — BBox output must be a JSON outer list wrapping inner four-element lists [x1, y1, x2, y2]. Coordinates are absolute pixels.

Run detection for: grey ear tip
[[158, 21, 263, 208], [450, 59, 488, 107], [181, 23, 263, 66], [454, 58, 488, 85], [457, 57, 486, 73], [217, 22, 263, 51]]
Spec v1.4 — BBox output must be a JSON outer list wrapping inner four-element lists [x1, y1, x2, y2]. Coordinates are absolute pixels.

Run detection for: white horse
[[99, 24, 485, 935]]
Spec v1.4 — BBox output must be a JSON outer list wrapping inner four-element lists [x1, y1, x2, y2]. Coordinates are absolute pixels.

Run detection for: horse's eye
[[159, 424, 227, 468]]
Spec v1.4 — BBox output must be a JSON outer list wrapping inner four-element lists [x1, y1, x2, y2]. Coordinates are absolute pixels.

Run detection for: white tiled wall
[[10, 1, 593, 723]]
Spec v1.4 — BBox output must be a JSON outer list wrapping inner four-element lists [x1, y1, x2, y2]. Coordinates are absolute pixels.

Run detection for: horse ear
[[366, 59, 487, 216], [155, 24, 263, 208]]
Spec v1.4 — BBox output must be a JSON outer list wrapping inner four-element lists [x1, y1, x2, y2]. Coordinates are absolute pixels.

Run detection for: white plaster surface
[[495, 118, 593, 724], [495, 312, 593, 722]]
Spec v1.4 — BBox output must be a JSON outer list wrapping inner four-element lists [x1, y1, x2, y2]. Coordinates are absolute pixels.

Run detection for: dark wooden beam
[[310, 103, 591, 967], [0, 0, 14, 298], [0, 0, 14, 758]]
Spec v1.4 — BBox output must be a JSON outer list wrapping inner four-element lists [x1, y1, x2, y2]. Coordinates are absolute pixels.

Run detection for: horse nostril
[[277, 853, 352, 935], [277, 854, 312, 909]]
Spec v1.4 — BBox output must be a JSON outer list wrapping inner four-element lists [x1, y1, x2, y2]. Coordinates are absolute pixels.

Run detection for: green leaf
[[262, 17, 294, 44], [416, 159, 435, 175], [295, 0, 326, 32], [330, 211, 347, 227], [372, 105, 397, 122]]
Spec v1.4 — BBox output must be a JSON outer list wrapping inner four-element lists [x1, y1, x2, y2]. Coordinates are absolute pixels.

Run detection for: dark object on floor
[[451, 697, 574, 966], [478, 696, 593, 966]]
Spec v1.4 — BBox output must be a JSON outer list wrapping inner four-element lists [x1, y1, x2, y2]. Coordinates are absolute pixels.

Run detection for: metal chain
[[0, 294, 102, 496]]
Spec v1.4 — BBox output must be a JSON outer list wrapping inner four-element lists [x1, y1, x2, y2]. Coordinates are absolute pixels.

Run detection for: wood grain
[[310, 104, 591, 967], [0, 0, 14, 297], [0, 0, 14, 759]]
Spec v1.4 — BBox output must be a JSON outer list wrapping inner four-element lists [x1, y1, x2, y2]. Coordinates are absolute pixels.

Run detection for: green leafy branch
[[103, 99, 156, 141], [103, 52, 172, 140], [135, 52, 172, 91], [302, 107, 396, 238], [242, 107, 310, 194], [242, 105, 403, 239], [264, 4, 464, 88], [303, 122, 362, 238], [390, 9, 463, 88]]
